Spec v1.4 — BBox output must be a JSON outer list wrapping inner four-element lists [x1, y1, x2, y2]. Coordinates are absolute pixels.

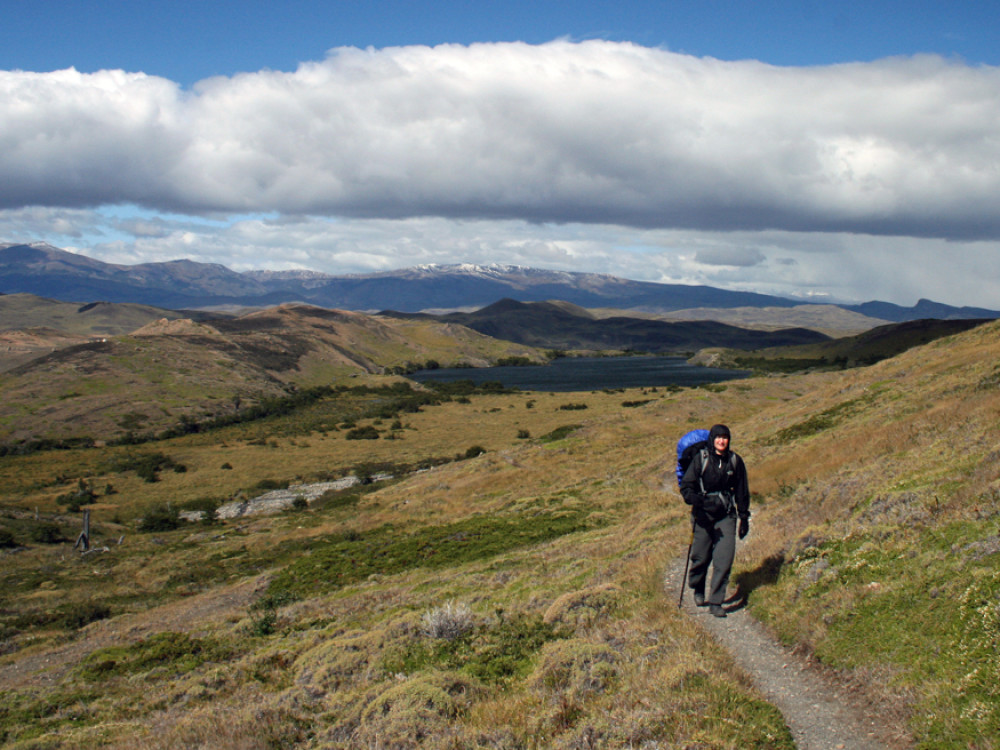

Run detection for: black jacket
[[679, 448, 751, 520]]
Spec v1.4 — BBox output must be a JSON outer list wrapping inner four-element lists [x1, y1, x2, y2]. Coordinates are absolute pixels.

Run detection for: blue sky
[[2, 0, 1000, 307], [5, 1, 997, 82]]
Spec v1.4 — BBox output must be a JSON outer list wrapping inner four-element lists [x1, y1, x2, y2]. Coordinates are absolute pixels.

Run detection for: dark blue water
[[409, 356, 748, 392]]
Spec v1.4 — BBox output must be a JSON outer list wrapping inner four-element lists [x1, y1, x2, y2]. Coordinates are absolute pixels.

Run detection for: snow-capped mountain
[[1, 243, 996, 322]]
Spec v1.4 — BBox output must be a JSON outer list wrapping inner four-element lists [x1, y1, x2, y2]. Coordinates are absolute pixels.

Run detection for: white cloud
[[4, 209, 989, 309], [2, 43, 999, 239], [3, 42, 1000, 309]]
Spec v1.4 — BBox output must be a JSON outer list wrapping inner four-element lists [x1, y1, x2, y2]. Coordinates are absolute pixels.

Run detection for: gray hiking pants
[[687, 515, 737, 606]]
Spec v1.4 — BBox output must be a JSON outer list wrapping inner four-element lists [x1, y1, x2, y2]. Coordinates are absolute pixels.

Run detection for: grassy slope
[[655, 304, 891, 337], [0, 321, 998, 748], [0, 294, 210, 336], [0, 304, 544, 445], [723, 317, 992, 372]]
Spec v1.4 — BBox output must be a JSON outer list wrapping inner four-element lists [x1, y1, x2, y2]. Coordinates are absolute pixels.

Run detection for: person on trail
[[679, 423, 750, 618]]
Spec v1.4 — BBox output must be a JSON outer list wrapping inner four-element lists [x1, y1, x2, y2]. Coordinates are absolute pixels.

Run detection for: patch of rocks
[[179, 474, 392, 522]]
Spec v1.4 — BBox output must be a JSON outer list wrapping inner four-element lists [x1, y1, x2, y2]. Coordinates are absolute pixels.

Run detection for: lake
[[409, 356, 749, 392]]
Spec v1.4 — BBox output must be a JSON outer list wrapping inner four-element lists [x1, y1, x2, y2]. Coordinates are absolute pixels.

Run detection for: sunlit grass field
[[2, 320, 1000, 748]]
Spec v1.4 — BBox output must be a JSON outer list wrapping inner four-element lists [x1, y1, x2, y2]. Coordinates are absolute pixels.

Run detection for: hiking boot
[[693, 592, 707, 607], [709, 604, 727, 618]]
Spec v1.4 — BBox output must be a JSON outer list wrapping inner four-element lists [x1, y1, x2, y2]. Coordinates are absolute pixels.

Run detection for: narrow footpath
[[665, 560, 903, 750]]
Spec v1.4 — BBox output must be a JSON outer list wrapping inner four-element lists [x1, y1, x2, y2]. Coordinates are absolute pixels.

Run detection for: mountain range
[[2, 242, 997, 322]]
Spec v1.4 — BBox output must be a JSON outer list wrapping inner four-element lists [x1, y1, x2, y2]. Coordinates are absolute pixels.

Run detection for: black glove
[[738, 517, 750, 539]]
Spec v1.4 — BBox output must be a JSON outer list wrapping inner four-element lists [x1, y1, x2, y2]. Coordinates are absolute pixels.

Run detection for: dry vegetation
[[1, 320, 999, 748], [0, 303, 545, 445]]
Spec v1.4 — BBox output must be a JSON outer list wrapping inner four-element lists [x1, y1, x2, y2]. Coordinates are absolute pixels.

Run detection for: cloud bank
[[3, 40, 1000, 240]]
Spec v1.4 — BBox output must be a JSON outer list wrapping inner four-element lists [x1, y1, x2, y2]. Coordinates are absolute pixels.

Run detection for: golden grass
[[3, 320, 1000, 747]]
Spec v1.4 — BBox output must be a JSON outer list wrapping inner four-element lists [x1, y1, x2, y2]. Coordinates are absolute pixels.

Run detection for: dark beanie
[[709, 424, 731, 442]]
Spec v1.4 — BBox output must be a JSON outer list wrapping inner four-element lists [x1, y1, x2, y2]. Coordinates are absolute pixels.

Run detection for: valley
[[0, 309, 998, 747]]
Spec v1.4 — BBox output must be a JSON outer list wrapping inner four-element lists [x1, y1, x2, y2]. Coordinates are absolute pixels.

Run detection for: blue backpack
[[675, 428, 710, 486]]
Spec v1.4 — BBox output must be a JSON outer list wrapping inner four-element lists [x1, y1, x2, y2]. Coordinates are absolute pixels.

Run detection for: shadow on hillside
[[726, 554, 785, 612]]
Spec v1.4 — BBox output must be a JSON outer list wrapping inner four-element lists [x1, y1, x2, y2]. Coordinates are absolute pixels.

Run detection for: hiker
[[679, 423, 750, 618]]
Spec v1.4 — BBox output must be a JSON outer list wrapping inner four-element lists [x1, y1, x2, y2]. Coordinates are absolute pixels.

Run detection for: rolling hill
[[0, 313, 997, 747], [0, 303, 544, 446], [0, 293, 224, 372], [381, 298, 833, 352], [709, 317, 995, 371]]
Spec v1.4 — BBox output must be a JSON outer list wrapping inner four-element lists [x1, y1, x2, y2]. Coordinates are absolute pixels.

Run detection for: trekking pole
[[678, 520, 694, 608]]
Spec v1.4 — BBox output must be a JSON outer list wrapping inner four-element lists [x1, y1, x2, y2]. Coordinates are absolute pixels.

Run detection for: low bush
[[60, 601, 111, 630], [29, 522, 64, 544], [77, 631, 235, 681], [138, 503, 181, 532], [540, 424, 583, 443], [103, 451, 185, 483], [54, 479, 96, 511], [346, 425, 380, 440], [252, 478, 285, 492], [266, 502, 600, 602], [0, 528, 16, 548], [384, 611, 567, 685], [422, 601, 476, 641]]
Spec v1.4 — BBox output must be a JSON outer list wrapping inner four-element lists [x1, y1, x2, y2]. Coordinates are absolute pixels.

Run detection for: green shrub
[[346, 425, 380, 440], [252, 478, 285, 492], [266, 502, 599, 602], [463, 445, 486, 459], [540, 425, 582, 443], [138, 503, 181, 532], [384, 612, 567, 685], [245, 589, 296, 637], [55, 479, 96, 510], [104, 451, 184, 483], [61, 601, 111, 630], [314, 487, 363, 512], [0, 528, 16, 548], [78, 631, 234, 681], [29, 522, 64, 544]]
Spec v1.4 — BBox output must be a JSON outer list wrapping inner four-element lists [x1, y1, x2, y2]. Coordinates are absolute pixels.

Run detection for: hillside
[[0, 303, 544, 446], [0, 293, 219, 336], [656, 303, 891, 337], [383, 298, 833, 353], [713, 317, 993, 371], [0, 293, 223, 372], [0, 319, 997, 748]]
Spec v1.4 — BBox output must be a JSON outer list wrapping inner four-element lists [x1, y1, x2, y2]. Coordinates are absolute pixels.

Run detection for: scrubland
[[2, 320, 999, 749]]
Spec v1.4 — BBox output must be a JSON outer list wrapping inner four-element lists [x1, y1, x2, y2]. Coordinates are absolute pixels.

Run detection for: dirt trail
[[665, 560, 907, 750]]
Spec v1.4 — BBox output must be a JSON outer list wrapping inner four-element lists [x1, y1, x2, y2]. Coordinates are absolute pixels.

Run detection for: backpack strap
[[698, 448, 736, 492]]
